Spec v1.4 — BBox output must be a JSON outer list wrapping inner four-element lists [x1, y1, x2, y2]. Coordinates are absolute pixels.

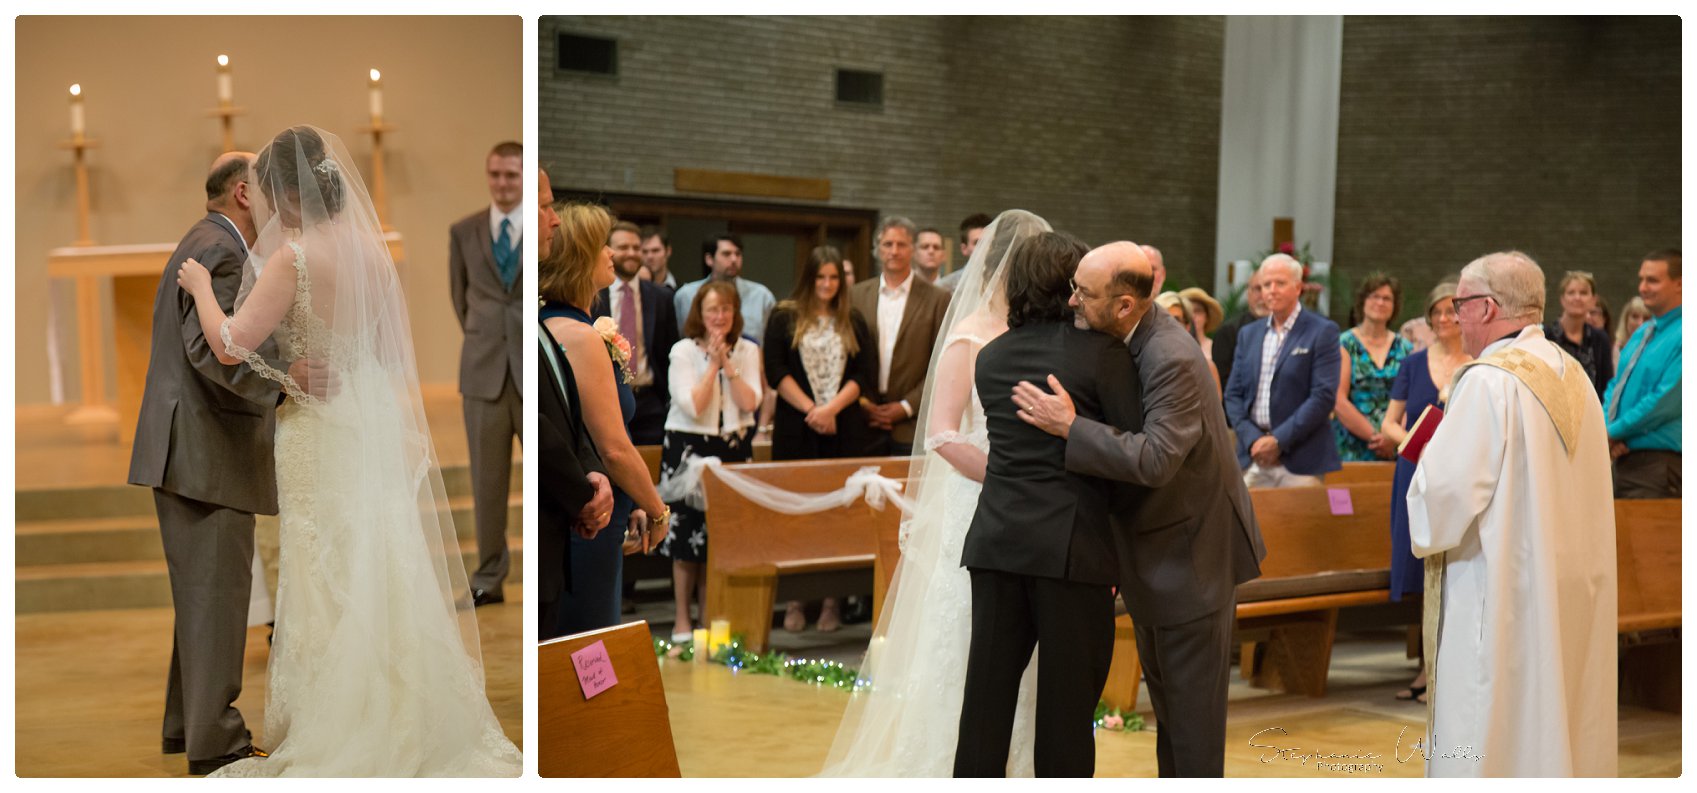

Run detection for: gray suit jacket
[[849, 274, 951, 445], [1066, 312, 1267, 626], [128, 214, 283, 515], [450, 207, 523, 400]]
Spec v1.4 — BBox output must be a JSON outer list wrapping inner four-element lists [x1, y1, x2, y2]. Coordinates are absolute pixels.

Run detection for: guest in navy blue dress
[[1379, 281, 1472, 703], [542, 202, 671, 637]]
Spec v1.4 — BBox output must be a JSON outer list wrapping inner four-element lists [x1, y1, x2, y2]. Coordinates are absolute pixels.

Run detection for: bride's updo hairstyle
[[257, 125, 346, 227], [1003, 231, 1088, 329]]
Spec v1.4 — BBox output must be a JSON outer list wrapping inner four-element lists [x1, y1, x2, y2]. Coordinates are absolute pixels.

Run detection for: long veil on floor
[[818, 210, 1051, 777]]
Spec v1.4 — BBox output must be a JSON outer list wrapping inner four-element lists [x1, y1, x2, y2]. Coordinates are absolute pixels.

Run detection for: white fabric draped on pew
[[657, 453, 915, 516]]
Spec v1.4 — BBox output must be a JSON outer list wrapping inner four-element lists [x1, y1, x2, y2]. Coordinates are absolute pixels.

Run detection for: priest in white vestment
[[1408, 251, 1617, 777]]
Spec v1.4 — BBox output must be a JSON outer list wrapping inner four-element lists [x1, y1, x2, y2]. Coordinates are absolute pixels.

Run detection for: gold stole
[[1422, 342, 1591, 726]]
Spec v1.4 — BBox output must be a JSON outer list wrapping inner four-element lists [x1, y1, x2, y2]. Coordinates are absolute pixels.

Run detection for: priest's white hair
[[1258, 253, 1304, 280], [1461, 250, 1546, 320]]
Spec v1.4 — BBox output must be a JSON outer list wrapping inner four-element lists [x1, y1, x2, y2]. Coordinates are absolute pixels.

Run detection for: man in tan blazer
[[850, 215, 951, 456], [449, 141, 524, 606]]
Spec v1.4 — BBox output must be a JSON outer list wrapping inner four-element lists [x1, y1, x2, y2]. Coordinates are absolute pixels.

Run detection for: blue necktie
[[495, 218, 517, 290]]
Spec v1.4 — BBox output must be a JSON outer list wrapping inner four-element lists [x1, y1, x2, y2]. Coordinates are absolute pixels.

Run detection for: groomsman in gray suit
[[450, 141, 525, 606], [129, 153, 329, 775], [1014, 241, 1266, 777]]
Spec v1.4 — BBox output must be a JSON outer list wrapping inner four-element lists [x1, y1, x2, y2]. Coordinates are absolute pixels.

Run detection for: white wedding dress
[[820, 209, 1053, 777], [211, 241, 521, 777], [198, 126, 520, 777]]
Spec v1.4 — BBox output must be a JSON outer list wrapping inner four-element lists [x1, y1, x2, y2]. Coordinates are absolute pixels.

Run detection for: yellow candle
[[68, 84, 84, 136], [691, 628, 708, 664], [708, 619, 731, 653], [367, 68, 383, 121], [216, 54, 232, 103]]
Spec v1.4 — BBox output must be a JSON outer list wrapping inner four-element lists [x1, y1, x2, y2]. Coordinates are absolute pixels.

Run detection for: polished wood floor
[[653, 631, 1681, 778], [14, 586, 524, 777]]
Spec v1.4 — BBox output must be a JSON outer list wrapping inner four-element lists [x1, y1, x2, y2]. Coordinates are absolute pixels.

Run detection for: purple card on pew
[[1327, 488, 1354, 516], [572, 640, 618, 700]]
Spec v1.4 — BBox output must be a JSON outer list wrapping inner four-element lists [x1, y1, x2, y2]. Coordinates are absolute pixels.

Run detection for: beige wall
[[15, 15, 521, 405]]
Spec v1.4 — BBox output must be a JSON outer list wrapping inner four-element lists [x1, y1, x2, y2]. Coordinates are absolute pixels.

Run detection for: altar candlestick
[[217, 55, 232, 104], [368, 68, 383, 122], [69, 84, 84, 136]]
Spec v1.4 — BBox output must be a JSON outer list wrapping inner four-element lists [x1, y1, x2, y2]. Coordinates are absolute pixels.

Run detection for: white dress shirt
[[665, 337, 765, 437], [876, 270, 915, 400], [488, 204, 522, 247]]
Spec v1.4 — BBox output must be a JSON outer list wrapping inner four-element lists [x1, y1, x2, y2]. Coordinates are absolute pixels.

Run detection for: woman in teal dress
[[541, 203, 671, 636], [1332, 274, 1413, 462]]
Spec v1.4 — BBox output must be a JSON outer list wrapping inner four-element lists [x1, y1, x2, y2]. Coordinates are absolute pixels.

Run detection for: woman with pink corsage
[[542, 203, 671, 636]]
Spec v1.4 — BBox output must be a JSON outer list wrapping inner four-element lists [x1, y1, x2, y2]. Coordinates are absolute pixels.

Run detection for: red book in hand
[[1398, 405, 1444, 464]]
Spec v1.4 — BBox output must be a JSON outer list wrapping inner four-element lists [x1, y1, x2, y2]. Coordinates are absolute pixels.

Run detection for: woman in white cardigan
[[656, 280, 764, 642]]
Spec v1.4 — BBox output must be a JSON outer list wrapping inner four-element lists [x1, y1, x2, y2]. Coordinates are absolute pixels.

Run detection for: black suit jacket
[[762, 307, 879, 460], [593, 278, 679, 442], [1067, 313, 1267, 626], [1211, 310, 1254, 394], [539, 321, 606, 604], [962, 322, 1141, 586]]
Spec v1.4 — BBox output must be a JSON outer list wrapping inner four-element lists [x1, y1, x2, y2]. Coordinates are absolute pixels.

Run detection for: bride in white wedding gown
[[818, 210, 1052, 777], [176, 126, 521, 776]]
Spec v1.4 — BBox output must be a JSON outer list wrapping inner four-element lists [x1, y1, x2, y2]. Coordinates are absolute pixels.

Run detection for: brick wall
[[1334, 16, 1680, 323], [541, 15, 1225, 286]]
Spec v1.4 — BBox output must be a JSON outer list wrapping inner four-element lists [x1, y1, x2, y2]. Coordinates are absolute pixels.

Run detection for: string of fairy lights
[[652, 634, 1145, 732]]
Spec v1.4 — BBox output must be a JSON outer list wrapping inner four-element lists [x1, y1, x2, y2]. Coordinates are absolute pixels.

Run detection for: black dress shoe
[[472, 588, 504, 607], [162, 737, 185, 754], [189, 746, 266, 775]]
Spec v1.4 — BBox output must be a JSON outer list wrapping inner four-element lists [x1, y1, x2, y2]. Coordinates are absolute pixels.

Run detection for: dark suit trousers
[[955, 569, 1115, 777], [155, 489, 254, 761], [628, 383, 667, 447], [465, 374, 522, 592], [1134, 595, 1237, 777]]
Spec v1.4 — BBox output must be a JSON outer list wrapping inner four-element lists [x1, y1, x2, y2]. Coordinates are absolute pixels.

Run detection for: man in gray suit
[[1014, 241, 1267, 777], [449, 141, 524, 606], [128, 152, 329, 775]]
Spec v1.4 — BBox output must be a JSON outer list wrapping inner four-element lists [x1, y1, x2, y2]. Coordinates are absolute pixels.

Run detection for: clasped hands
[[863, 400, 908, 431]]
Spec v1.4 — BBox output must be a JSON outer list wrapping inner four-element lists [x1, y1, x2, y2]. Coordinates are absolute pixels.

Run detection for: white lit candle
[[69, 84, 84, 136], [216, 54, 232, 103], [367, 68, 383, 122]]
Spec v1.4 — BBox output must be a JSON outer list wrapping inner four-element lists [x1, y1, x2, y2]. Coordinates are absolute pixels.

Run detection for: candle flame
[[369, 68, 381, 82], [70, 83, 82, 97], [218, 54, 229, 67]]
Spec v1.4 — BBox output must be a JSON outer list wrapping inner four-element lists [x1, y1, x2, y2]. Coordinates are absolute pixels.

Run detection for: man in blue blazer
[[1223, 255, 1342, 486]]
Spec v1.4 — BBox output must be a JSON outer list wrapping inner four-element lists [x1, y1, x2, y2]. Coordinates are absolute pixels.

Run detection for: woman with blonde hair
[[1614, 296, 1652, 367], [541, 203, 671, 636]]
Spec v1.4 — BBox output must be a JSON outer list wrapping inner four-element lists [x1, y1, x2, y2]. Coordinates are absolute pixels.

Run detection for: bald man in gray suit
[[1015, 242, 1265, 777], [129, 153, 329, 775]]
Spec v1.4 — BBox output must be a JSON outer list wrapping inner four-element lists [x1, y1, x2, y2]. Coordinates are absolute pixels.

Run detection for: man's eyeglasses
[[1451, 294, 1497, 312], [1069, 277, 1125, 302]]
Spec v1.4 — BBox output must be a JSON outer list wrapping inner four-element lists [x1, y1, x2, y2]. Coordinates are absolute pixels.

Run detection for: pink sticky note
[[571, 640, 618, 700], [1327, 488, 1354, 516]]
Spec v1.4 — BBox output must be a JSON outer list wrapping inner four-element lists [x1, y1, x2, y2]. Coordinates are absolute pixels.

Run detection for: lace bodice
[[219, 241, 340, 406]]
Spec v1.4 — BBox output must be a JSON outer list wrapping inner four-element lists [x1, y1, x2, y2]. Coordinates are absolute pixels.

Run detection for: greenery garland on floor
[[653, 634, 1145, 732]]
